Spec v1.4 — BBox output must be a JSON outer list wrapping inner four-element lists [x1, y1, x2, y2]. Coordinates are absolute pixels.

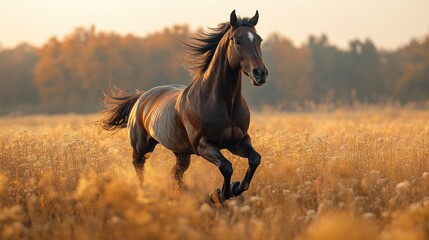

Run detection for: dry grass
[[0, 109, 429, 239]]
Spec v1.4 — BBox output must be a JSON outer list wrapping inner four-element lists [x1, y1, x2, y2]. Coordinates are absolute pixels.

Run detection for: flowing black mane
[[183, 22, 231, 78], [184, 18, 255, 79]]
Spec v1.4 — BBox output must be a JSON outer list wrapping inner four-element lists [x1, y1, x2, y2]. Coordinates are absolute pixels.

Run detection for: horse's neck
[[202, 42, 242, 113]]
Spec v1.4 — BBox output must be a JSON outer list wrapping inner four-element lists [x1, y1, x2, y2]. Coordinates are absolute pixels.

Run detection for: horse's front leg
[[228, 134, 261, 197], [197, 137, 234, 203]]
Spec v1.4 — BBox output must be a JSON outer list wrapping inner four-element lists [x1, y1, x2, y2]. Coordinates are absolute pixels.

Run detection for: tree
[[307, 35, 340, 101], [393, 37, 429, 101], [0, 43, 38, 113], [258, 33, 313, 103]]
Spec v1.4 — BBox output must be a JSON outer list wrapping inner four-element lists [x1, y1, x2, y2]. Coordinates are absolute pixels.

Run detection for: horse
[[101, 10, 268, 203]]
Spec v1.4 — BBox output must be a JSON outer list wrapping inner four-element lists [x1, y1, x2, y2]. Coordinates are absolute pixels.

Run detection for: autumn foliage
[[0, 25, 429, 114]]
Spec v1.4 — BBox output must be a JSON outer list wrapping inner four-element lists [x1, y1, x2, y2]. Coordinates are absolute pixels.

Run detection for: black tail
[[100, 85, 143, 131]]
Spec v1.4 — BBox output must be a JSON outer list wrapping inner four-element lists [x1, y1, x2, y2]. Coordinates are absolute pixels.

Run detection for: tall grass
[[0, 109, 428, 239]]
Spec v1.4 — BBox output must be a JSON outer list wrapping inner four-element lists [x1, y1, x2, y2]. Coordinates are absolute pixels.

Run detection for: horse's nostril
[[252, 68, 262, 78]]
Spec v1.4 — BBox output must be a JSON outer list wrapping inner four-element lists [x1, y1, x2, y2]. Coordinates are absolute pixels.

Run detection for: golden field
[[1, 108, 429, 240]]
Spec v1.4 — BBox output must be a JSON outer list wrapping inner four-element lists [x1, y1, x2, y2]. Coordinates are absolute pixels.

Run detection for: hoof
[[209, 188, 222, 205]]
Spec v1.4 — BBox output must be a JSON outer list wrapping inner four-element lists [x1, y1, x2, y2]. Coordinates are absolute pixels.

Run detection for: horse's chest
[[203, 110, 248, 147], [205, 122, 245, 148], [220, 126, 244, 144]]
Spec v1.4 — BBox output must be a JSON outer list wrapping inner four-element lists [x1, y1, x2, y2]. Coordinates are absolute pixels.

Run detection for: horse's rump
[[100, 86, 144, 131], [131, 84, 190, 152]]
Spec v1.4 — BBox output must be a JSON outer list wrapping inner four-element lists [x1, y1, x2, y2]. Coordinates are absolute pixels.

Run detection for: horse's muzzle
[[252, 67, 268, 86]]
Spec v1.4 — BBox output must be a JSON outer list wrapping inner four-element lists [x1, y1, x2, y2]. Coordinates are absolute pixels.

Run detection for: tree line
[[0, 25, 428, 114]]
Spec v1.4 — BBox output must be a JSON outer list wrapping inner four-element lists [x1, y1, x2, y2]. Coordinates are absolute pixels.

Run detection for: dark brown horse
[[101, 10, 268, 203]]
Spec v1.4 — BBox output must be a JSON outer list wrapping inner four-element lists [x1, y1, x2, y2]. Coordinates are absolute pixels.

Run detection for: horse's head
[[227, 10, 268, 86]]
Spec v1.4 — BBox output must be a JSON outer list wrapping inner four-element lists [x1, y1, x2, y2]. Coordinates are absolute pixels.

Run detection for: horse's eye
[[235, 39, 242, 46]]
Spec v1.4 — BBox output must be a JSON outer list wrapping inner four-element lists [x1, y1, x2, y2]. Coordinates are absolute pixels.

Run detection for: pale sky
[[1, 0, 428, 49]]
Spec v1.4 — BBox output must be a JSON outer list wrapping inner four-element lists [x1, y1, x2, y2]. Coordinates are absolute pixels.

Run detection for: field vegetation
[[1, 108, 429, 239]]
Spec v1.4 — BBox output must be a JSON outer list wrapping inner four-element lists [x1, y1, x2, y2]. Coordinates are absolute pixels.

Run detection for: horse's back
[[130, 84, 191, 152]]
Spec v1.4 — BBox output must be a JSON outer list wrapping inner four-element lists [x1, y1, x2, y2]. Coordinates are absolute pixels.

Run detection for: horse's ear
[[230, 10, 238, 27], [249, 10, 259, 26]]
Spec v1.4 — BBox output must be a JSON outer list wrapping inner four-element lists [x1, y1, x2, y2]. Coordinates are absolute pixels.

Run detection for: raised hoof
[[209, 188, 222, 205]]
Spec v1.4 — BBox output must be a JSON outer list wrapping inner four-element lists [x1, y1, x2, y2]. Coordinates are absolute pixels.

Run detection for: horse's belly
[[146, 103, 189, 152]]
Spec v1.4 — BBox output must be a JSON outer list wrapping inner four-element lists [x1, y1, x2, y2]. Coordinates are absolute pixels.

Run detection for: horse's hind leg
[[171, 153, 191, 190], [132, 148, 146, 183], [130, 124, 158, 185]]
